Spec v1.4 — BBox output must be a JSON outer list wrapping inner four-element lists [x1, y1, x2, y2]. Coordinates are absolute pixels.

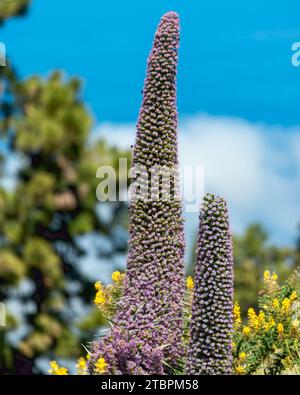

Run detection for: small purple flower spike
[[187, 193, 234, 375]]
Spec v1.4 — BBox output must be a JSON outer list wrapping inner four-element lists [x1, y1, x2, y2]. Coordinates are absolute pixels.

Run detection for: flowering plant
[[233, 270, 300, 375], [47, 10, 300, 376]]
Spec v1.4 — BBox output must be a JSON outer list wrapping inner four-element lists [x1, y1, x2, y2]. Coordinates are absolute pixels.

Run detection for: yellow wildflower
[[248, 307, 255, 319], [186, 276, 194, 290], [269, 318, 275, 328], [264, 318, 275, 331], [271, 272, 278, 281], [48, 360, 68, 375], [95, 281, 102, 291], [263, 270, 270, 282], [111, 271, 122, 283], [258, 311, 265, 323], [232, 341, 236, 349], [290, 291, 297, 301], [281, 297, 291, 312], [239, 352, 247, 361], [76, 357, 87, 375], [233, 302, 241, 326], [277, 323, 284, 335], [94, 357, 108, 374], [94, 288, 106, 305], [248, 308, 259, 329], [272, 298, 279, 309], [48, 360, 59, 374], [235, 365, 246, 375], [243, 326, 251, 336]]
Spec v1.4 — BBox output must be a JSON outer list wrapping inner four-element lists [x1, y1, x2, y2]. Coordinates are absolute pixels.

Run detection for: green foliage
[[0, 250, 25, 283], [23, 238, 63, 287], [14, 73, 91, 155]]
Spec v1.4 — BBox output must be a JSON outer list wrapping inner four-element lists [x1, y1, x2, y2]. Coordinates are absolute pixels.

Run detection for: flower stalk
[[187, 193, 234, 375]]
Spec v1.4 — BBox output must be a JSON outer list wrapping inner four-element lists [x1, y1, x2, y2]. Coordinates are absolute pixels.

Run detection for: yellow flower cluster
[[263, 270, 278, 282], [258, 311, 265, 323], [76, 357, 87, 375], [263, 270, 270, 282], [271, 291, 297, 313], [272, 273, 278, 281], [272, 298, 279, 309], [242, 295, 297, 338], [248, 308, 260, 330], [94, 357, 108, 374], [49, 354, 106, 376], [242, 326, 251, 336], [94, 281, 106, 305], [264, 318, 275, 331], [235, 364, 246, 375], [186, 276, 194, 290], [281, 298, 291, 312], [263, 270, 280, 293], [48, 360, 68, 375], [239, 352, 247, 361], [111, 270, 124, 283], [290, 291, 297, 301], [246, 307, 277, 333], [234, 351, 248, 374], [233, 302, 241, 327], [277, 323, 284, 335], [93, 271, 125, 318]]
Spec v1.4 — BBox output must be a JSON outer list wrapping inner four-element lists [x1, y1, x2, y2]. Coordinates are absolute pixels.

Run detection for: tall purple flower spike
[[187, 193, 234, 375], [90, 12, 185, 374]]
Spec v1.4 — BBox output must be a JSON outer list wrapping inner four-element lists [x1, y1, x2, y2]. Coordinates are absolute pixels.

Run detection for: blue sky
[[2, 0, 300, 124], [1, 0, 300, 248]]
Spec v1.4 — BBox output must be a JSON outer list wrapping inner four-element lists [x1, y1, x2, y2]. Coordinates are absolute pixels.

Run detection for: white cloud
[[93, 114, 300, 247]]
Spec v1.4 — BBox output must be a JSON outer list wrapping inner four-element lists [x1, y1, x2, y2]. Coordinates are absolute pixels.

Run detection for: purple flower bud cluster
[[186, 194, 234, 375], [90, 11, 185, 374], [90, 327, 164, 375]]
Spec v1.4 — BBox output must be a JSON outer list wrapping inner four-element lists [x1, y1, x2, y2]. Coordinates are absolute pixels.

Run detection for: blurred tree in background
[[233, 224, 296, 315], [0, 0, 30, 24], [0, 1, 130, 374]]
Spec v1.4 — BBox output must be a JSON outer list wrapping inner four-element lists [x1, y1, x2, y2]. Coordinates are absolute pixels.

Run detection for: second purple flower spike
[[187, 193, 234, 375]]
